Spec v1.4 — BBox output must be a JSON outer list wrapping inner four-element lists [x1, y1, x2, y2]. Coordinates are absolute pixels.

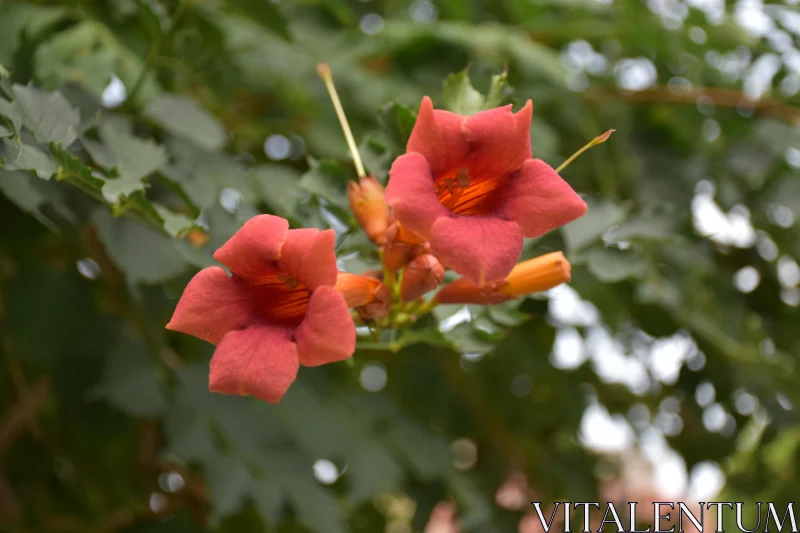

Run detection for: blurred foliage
[[1, 0, 800, 531]]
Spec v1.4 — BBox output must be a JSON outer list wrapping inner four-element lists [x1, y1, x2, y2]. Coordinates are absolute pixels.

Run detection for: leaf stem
[[317, 63, 366, 178]]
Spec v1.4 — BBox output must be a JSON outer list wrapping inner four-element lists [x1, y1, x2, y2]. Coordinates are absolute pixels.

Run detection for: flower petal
[[295, 286, 356, 367], [209, 324, 299, 403], [429, 215, 523, 286], [497, 159, 588, 238], [461, 100, 533, 182], [277, 228, 338, 290], [407, 96, 470, 176], [166, 266, 254, 345], [385, 152, 450, 239], [213, 215, 288, 283]]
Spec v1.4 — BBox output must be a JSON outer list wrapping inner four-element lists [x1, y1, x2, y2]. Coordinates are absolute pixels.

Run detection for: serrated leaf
[[585, 248, 648, 283], [88, 326, 166, 417], [145, 94, 227, 151], [50, 143, 105, 189], [85, 121, 167, 202], [0, 170, 73, 228], [442, 69, 485, 115], [12, 84, 80, 147], [92, 208, 187, 284], [1, 138, 56, 179], [154, 205, 197, 238], [484, 69, 510, 108]]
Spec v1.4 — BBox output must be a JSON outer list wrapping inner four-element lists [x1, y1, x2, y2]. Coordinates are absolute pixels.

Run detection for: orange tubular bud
[[435, 252, 571, 305], [348, 176, 390, 244], [401, 254, 445, 302], [496, 251, 571, 297], [334, 272, 391, 320], [435, 278, 513, 305]]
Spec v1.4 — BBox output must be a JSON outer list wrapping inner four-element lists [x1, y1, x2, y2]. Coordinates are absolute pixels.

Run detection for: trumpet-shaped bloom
[[436, 252, 571, 305], [166, 215, 355, 403], [385, 97, 587, 286]]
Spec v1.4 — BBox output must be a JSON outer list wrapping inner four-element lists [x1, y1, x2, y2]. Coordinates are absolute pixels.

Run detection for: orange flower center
[[434, 166, 504, 216], [247, 271, 310, 326]]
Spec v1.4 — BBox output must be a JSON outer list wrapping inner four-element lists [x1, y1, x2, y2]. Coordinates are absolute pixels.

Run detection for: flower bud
[[435, 252, 571, 305], [334, 272, 390, 320], [401, 254, 445, 302], [348, 176, 390, 244], [497, 252, 570, 297], [435, 278, 513, 305], [383, 221, 428, 272]]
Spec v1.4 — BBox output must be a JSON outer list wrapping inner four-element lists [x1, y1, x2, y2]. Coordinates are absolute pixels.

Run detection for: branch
[[583, 85, 800, 124], [0, 376, 50, 457]]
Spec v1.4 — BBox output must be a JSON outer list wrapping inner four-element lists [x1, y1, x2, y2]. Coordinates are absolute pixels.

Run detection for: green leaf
[[0, 170, 73, 228], [11, 84, 80, 147], [88, 326, 166, 417], [154, 205, 197, 238], [145, 94, 227, 151], [222, 0, 291, 40], [610, 211, 679, 243], [34, 21, 116, 96], [0, 61, 8, 78], [50, 143, 105, 189], [84, 121, 167, 202], [442, 69, 485, 115], [92, 208, 187, 284], [248, 163, 304, 219], [377, 101, 416, 150], [298, 159, 356, 226], [1, 138, 56, 179], [585, 248, 648, 283], [483, 69, 510, 108], [0, 96, 22, 132], [561, 198, 628, 252]]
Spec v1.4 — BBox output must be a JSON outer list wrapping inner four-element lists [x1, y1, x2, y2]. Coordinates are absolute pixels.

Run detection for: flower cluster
[[167, 85, 590, 403]]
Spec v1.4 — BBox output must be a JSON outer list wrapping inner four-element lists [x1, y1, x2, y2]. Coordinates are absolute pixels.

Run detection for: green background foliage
[[1, 0, 799, 531]]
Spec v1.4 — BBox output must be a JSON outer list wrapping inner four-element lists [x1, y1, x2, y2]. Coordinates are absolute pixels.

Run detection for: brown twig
[[7, 361, 44, 438], [0, 376, 50, 457], [583, 85, 800, 124]]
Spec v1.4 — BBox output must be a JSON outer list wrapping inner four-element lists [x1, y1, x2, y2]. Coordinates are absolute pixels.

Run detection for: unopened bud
[[436, 252, 571, 304], [334, 272, 390, 320], [435, 278, 512, 305], [497, 252, 571, 297], [348, 176, 390, 244], [401, 254, 445, 302]]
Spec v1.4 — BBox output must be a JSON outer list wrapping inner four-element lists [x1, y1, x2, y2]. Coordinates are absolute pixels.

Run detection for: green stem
[[555, 129, 615, 173], [125, 1, 186, 108]]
